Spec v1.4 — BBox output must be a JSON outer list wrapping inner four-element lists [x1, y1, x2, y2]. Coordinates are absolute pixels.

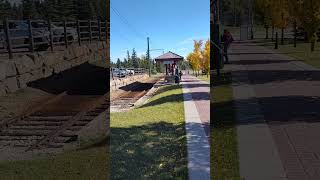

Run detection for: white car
[[126, 69, 134, 75]]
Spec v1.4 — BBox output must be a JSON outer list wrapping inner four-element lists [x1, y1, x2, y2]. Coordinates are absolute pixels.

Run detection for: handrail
[[210, 40, 225, 54]]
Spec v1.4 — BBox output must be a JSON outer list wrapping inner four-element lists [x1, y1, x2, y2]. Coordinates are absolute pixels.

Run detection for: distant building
[[154, 51, 184, 76]]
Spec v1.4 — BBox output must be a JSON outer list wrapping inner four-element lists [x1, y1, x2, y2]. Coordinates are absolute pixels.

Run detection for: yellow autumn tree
[[201, 39, 210, 77], [187, 40, 203, 76]]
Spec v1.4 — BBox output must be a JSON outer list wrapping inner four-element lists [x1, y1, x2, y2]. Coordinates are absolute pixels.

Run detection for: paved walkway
[[226, 41, 320, 180], [181, 74, 210, 180]]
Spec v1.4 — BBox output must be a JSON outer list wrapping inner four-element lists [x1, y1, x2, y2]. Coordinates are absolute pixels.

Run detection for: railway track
[[110, 78, 158, 111], [0, 62, 110, 152], [0, 93, 109, 151]]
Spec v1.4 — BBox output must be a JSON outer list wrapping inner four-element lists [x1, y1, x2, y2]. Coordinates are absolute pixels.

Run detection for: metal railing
[[0, 19, 108, 59]]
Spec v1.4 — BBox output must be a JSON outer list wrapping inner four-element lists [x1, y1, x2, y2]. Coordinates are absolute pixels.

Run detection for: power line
[[110, 2, 146, 40]]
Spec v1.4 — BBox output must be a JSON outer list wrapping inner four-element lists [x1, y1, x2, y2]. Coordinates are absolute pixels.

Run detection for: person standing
[[221, 29, 234, 64]]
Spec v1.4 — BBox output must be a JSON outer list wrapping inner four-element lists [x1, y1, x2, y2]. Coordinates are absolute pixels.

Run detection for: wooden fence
[[0, 19, 108, 59]]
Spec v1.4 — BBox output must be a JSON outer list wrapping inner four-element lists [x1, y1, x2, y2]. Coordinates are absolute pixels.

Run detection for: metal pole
[[213, 0, 222, 77], [147, 37, 151, 77], [4, 19, 13, 59], [275, 32, 278, 49]]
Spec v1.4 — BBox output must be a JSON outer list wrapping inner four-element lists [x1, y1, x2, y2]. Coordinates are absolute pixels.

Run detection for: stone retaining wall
[[110, 74, 149, 91], [0, 41, 106, 96]]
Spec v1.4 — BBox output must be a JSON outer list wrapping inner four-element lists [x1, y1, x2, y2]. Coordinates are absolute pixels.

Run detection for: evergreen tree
[[123, 58, 128, 68], [131, 48, 139, 68], [22, 0, 38, 19], [116, 58, 121, 68], [0, 0, 11, 19], [127, 50, 132, 68], [57, 0, 76, 20]]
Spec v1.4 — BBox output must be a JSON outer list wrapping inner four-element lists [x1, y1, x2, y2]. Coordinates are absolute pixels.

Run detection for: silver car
[[0, 21, 50, 51]]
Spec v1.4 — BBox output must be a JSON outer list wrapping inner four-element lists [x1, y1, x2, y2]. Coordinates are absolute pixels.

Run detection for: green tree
[[116, 58, 121, 68], [0, 0, 11, 19], [131, 48, 139, 68], [22, 0, 38, 19]]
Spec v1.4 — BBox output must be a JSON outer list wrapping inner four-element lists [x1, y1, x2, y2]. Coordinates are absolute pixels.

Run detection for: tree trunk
[[311, 41, 315, 52], [266, 26, 269, 39]]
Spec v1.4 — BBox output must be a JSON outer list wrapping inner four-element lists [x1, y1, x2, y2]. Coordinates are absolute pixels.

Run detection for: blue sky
[[110, 0, 210, 62]]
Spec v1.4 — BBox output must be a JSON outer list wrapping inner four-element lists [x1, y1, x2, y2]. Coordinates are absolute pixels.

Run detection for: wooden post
[[4, 19, 13, 59], [48, 19, 53, 51], [27, 19, 34, 53], [88, 20, 92, 43], [77, 20, 81, 46], [63, 20, 68, 48], [98, 19, 101, 41]]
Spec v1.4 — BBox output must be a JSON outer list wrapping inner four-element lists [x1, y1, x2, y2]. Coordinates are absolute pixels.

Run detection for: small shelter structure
[[154, 51, 184, 76]]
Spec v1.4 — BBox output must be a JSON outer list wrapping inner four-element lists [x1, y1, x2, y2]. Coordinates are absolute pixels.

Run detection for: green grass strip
[[110, 85, 188, 179]]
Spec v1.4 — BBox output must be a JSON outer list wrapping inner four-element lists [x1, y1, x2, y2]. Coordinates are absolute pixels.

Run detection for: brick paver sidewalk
[[227, 41, 320, 180], [181, 74, 210, 180]]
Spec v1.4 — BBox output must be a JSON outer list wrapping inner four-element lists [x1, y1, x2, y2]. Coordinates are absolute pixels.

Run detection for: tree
[[22, 0, 38, 19], [187, 40, 203, 76], [127, 50, 132, 68], [0, 0, 11, 19], [202, 39, 210, 77], [116, 58, 121, 68], [131, 48, 139, 68]]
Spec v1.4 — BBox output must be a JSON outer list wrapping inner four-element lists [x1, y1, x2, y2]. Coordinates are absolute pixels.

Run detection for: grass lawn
[[253, 36, 320, 69], [211, 72, 240, 180], [0, 136, 109, 180], [110, 85, 188, 179]]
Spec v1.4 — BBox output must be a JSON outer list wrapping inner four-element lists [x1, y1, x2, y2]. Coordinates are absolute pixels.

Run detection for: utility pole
[[147, 37, 151, 77]]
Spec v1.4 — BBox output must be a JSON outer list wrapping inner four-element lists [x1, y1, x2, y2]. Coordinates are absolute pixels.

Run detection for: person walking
[[179, 70, 183, 80], [221, 29, 234, 64]]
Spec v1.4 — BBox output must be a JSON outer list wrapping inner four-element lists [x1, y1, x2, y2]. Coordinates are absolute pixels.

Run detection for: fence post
[[4, 19, 13, 59], [48, 19, 53, 51], [98, 19, 101, 41], [275, 32, 278, 49], [27, 19, 34, 53], [63, 20, 68, 48], [77, 20, 81, 46], [88, 20, 92, 43]]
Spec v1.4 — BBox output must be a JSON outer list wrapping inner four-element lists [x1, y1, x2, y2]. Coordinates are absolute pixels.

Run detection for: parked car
[[51, 24, 78, 43], [0, 21, 50, 51], [112, 68, 126, 78], [126, 69, 134, 76]]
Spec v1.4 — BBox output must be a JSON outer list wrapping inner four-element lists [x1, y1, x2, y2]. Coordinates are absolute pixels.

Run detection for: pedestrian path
[[226, 41, 320, 180], [181, 74, 210, 180]]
